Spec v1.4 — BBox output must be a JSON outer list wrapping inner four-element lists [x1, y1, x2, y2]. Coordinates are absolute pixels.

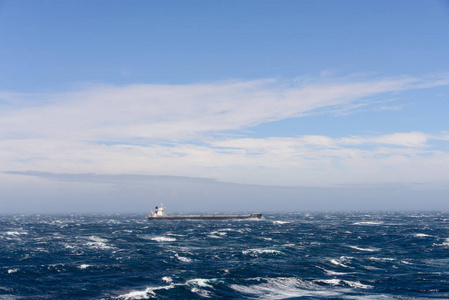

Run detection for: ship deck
[[148, 213, 262, 220]]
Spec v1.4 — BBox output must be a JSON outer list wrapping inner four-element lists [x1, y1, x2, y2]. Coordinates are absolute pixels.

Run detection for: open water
[[1, 212, 449, 299]]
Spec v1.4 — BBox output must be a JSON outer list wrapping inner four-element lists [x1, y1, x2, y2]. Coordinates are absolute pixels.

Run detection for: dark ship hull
[[148, 213, 262, 221]]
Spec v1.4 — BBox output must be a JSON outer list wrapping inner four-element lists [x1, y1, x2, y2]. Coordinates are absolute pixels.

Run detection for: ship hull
[[148, 213, 262, 220]]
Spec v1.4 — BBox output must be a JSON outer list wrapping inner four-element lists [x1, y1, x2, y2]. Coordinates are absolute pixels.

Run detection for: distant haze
[[2, 172, 448, 213]]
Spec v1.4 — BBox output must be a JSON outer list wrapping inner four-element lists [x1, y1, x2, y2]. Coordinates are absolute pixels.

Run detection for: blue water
[[1, 212, 449, 299]]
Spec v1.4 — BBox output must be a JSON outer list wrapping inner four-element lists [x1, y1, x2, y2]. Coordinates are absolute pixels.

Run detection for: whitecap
[[273, 221, 290, 225], [150, 236, 176, 242], [207, 234, 222, 239], [214, 231, 228, 236], [115, 288, 156, 299], [207, 231, 227, 238], [64, 243, 75, 249], [242, 249, 283, 257], [323, 269, 347, 276], [190, 287, 211, 298], [352, 221, 384, 225], [85, 236, 113, 250], [330, 259, 349, 268], [7, 269, 18, 274], [88, 235, 108, 243], [330, 259, 347, 267], [107, 219, 121, 225], [187, 279, 218, 298], [115, 279, 212, 300], [315, 279, 373, 289], [5, 231, 19, 236], [348, 245, 380, 252], [363, 265, 381, 271], [218, 228, 235, 232], [114, 281, 181, 299], [78, 264, 91, 269], [317, 279, 341, 286], [175, 253, 192, 262], [162, 276, 172, 283], [167, 233, 186, 237], [137, 234, 153, 240], [344, 280, 373, 289], [5, 231, 28, 236], [34, 247, 50, 253], [186, 278, 213, 288], [433, 238, 449, 247], [369, 257, 395, 262], [414, 233, 432, 238]]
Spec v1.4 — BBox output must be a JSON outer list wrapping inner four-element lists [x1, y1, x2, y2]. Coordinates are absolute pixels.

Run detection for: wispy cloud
[[1, 74, 449, 188], [339, 132, 430, 148], [2, 131, 449, 188], [206, 132, 449, 186], [1, 74, 448, 141]]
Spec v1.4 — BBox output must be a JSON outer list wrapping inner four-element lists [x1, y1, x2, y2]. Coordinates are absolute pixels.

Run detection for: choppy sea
[[1, 212, 449, 299]]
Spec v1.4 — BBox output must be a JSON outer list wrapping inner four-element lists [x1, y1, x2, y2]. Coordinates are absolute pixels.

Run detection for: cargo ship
[[147, 204, 262, 220]]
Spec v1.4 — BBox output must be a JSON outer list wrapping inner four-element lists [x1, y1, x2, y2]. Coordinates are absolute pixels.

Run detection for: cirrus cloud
[[1, 74, 449, 188], [1, 74, 448, 141]]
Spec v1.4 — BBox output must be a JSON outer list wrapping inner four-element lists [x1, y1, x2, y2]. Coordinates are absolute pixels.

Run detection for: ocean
[[1, 212, 448, 299]]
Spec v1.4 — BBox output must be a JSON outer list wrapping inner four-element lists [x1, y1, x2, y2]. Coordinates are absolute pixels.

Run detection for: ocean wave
[[2, 212, 449, 299], [322, 269, 347, 276], [115, 287, 158, 299], [230, 277, 343, 299], [162, 276, 172, 283], [442, 238, 449, 247], [150, 236, 177, 242], [242, 249, 283, 257], [432, 238, 449, 247], [369, 257, 396, 262], [330, 259, 349, 268], [315, 279, 373, 289], [352, 221, 384, 226], [414, 233, 432, 238], [273, 221, 291, 225], [85, 236, 114, 250], [78, 264, 92, 269], [175, 253, 192, 262], [114, 278, 216, 299], [348, 245, 380, 252], [207, 234, 223, 239], [5, 231, 28, 236], [186, 278, 213, 288], [207, 231, 227, 238], [329, 256, 353, 268], [219, 228, 238, 232], [186, 278, 215, 297]]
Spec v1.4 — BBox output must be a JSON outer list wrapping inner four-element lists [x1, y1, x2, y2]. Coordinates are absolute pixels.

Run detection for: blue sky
[[1, 0, 449, 212]]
